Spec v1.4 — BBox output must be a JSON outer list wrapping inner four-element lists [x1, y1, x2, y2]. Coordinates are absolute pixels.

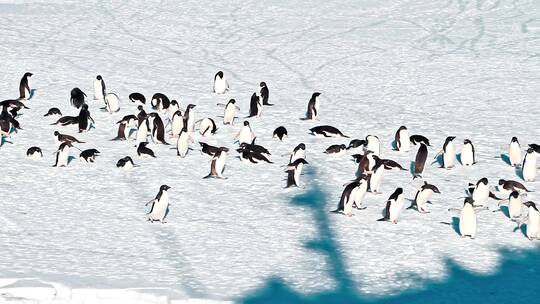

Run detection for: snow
[[0, 0, 539, 302]]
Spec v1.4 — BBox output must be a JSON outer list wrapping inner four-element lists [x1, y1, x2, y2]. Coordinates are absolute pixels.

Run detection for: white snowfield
[[1, 0, 539, 303]]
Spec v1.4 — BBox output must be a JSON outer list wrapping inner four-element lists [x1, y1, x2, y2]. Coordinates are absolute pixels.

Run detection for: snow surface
[[1, 0, 539, 302]]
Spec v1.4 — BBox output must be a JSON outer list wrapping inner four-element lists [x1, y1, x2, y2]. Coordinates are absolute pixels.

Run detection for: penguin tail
[[340, 133, 350, 138], [376, 218, 387, 222], [329, 209, 342, 214]]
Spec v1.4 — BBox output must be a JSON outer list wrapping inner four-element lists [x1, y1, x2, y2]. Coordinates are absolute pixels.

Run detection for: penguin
[[413, 143, 428, 179], [347, 139, 366, 150], [104, 93, 120, 113], [54, 131, 84, 144], [285, 158, 308, 188], [129, 92, 146, 105], [289, 143, 306, 163], [199, 142, 227, 157], [529, 144, 540, 154], [213, 71, 229, 94], [150, 93, 170, 111], [78, 104, 94, 133], [54, 142, 74, 167], [248, 92, 262, 118], [19, 72, 33, 100], [377, 188, 405, 223], [394, 126, 410, 152], [459, 198, 477, 238], [235, 121, 255, 145], [437, 136, 456, 168], [498, 179, 532, 195], [518, 201, 540, 240], [199, 117, 217, 136], [239, 139, 270, 155], [222, 99, 239, 125], [170, 110, 185, 138], [177, 126, 194, 157], [365, 135, 380, 156], [137, 142, 156, 158], [52, 114, 79, 126], [70, 88, 86, 109], [351, 153, 364, 163], [239, 149, 273, 164], [273, 126, 287, 141], [381, 159, 407, 171], [467, 177, 501, 207], [146, 185, 171, 223], [116, 156, 136, 169], [509, 137, 521, 167], [522, 148, 537, 182], [44, 108, 62, 117], [461, 139, 476, 166], [368, 159, 386, 194], [0, 99, 29, 111], [93, 75, 106, 102], [259, 82, 271, 105], [331, 181, 362, 216], [117, 114, 138, 129], [167, 100, 180, 121], [80, 149, 100, 163], [500, 191, 523, 220], [184, 104, 196, 133], [112, 121, 128, 140], [136, 105, 147, 127], [135, 117, 150, 147], [357, 151, 376, 176], [309, 125, 349, 138], [408, 181, 440, 213], [324, 144, 347, 156], [26, 146, 42, 160], [149, 113, 168, 144], [204, 147, 228, 179], [305, 92, 321, 120], [410, 135, 430, 146]]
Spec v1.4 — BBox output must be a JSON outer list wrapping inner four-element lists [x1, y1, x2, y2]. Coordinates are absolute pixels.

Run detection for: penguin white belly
[[444, 144, 455, 168], [508, 197, 522, 219], [215, 153, 227, 176], [177, 133, 190, 157], [238, 128, 252, 145], [57, 148, 69, 167], [93, 80, 104, 101], [294, 166, 302, 187], [370, 169, 384, 193], [214, 79, 228, 94], [472, 185, 489, 207], [366, 141, 380, 156], [461, 145, 474, 166], [343, 188, 357, 216], [168, 106, 179, 121], [105, 93, 120, 113], [527, 211, 540, 239], [509, 143, 521, 166], [389, 197, 404, 222], [523, 155, 537, 182], [123, 162, 134, 170], [416, 190, 433, 212], [332, 149, 346, 157], [187, 116, 195, 133], [354, 183, 368, 207], [149, 194, 169, 222], [290, 150, 306, 164], [460, 206, 477, 238], [135, 125, 148, 146], [224, 106, 236, 125], [28, 152, 42, 161], [171, 117, 183, 137], [199, 119, 213, 136], [398, 129, 410, 152]]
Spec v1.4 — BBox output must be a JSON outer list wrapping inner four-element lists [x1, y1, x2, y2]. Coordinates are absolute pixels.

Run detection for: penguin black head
[[96, 75, 102, 80], [464, 197, 475, 206], [340, 144, 347, 150], [260, 82, 266, 87], [54, 131, 60, 136], [395, 188, 403, 195], [298, 143, 306, 150], [171, 100, 178, 106], [524, 201, 538, 211], [181, 126, 188, 132], [187, 104, 196, 109], [297, 158, 309, 165], [139, 142, 149, 147], [398, 125, 407, 131], [498, 179, 506, 186], [464, 139, 472, 144], [199, 142, 208, 148], [510, 191, 520, 199], [445, 136, 456, 142], [526, 147, 534, 154], [243, 121, 249, 126], [82, 104, 89, 110], [427, 183, 441, 194], [216, 71, 224, 78], [228, 99, 236, 104], [511, 137, 519, 143], [478, 177, 488, 185], [160, 185, 171, 191], [312, 92, 321, 98], [137, 105, 144, 111], [24, 72, 33, 77]]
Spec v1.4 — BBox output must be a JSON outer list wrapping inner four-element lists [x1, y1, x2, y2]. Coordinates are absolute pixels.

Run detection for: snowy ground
[[1, 0, 539, 303]]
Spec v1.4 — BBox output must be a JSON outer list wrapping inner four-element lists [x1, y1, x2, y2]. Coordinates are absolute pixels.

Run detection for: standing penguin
[[184, 104, 197, 133], [469, 178, 490, 207], [509, 137, 521, 167], [377, 188, 405, 224], [135, 118, 150, 147], [19, 72, 33, 100], [413, 143, 428, 179], [112, 120, 128, 141], [104, 93, 121, 113], [213, 71, 229, 94], [248, 92, 262, 118], [522, 148, 537, 182], [204, 147, 228, 179], [408, 181, 440, 213], [149, 113, 168, 144], [70, 88, 86, 109], [235, 121, 255, 145], [437, 136, 456, 168], [177, 127, 194, 158], [78, 104, 94, 133], [331, 181, 362, 216], [222, 99, 239, 125], [517, 201, 540, 240], [54, 142, 74, 167], [146, 185, 171, 223], [305, 92, 321, 120], [461, 139, 476, 166], [459, 198, 477, 238], [93, 75, 106, 102], [394, 126, 410, 152], [259, 82, 271, 105], [289, 143, 306, 163], [285, 158, 308, 188], [199, 117, 217, 137], [365, 135, 380, 156], [368, 159, 387, 194], [170, 110, 185, 138], [167, 100, 180, 121], [273, 126, 288, 141], [500, 191, 523, 221]]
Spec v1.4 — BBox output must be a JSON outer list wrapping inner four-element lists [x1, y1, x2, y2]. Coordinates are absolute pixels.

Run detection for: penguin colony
[[1, 71, 539, 238]]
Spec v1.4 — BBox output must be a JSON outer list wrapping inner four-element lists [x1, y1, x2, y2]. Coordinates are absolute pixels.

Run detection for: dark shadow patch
[[500, 153, 512, 166], [451, 216, 460, 236]]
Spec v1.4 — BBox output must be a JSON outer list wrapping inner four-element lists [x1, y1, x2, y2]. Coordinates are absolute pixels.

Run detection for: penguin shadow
[[456, 153, 462, 165], [128, 129, 137, 138], [67, 156, 77, 164], [513, 223, 528, 238], [0, 137, 14, 146], [409, 161, 415, 178], [515, 166, 525, 181], [391, 140, 398, 151], [500, 154, 512, 166], [451, 217, 460, 236], [432, 154, 444, 168], [499, 206, 510, 218], [28, 89, 37, 100]]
